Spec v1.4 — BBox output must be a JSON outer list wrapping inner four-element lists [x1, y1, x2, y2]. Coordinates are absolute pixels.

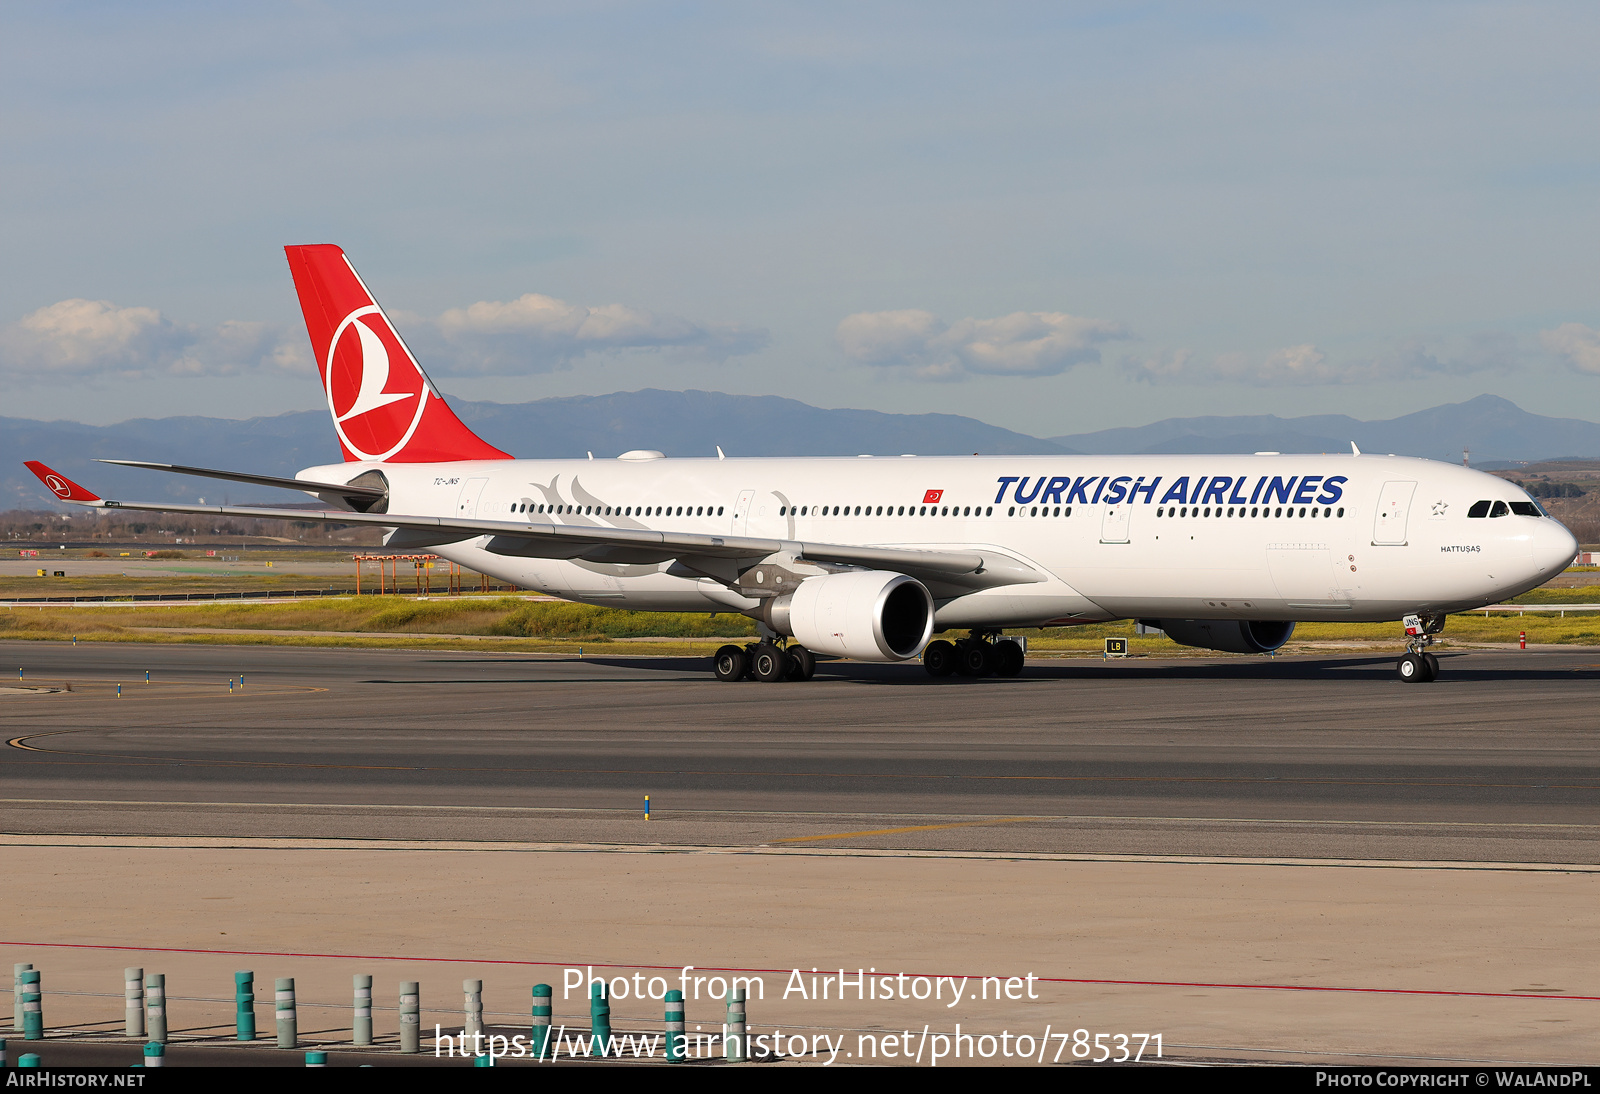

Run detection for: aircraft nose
[[1532, 520, 1580, 577]]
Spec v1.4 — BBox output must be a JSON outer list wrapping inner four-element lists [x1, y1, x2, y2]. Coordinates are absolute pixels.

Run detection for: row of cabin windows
[[1156, 505, 1346, 519], [779, 505, 1001, 517], [515, 503, 725, 518], [1468, 500, 1541, 518]]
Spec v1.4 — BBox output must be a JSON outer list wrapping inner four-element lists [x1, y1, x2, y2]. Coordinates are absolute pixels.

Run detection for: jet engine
[[758, 570, 934, 662], [1145, 619, 1295, 655]]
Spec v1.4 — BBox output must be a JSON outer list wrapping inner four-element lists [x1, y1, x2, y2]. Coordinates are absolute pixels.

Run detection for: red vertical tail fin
[[285, 244, 511, 463]]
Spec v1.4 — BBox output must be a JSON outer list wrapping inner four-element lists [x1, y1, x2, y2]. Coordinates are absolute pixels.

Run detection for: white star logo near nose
[[1432, 499, 1449, 516]]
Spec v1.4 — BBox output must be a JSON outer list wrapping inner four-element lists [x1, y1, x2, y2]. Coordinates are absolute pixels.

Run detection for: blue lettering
[[1228, 477, 1250, 505], [993, 476, 1020, 505], [1102, 475, 1132, 504], [1316, 475, 1347, 505], [1014, 475, 1043, 504], [1091, 478, 1108, 504], [1041, 476, 1070, 505], [1201, 477, 1231, 505], [1249, 476, 1267, 504], [1293, 475, 1322, 505], [1264, 476, 1298, 504], [1159, 477, 1191, 505], [1189, 477, 1207, 505], [1066, 477, 1098, 505], [1131, 476, 1160, 503]]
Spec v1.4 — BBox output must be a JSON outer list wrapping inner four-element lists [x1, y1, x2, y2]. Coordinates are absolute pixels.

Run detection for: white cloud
[[0, 299, 306, 382], [1541, 323, 1600, 374], [431, 293, 769, 374], [835, 308, 1129, 380], [1125, 333, 1521, 386]]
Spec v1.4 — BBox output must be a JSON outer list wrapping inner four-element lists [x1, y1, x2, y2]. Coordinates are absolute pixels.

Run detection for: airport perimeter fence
[[2, 963, 760, 1067]]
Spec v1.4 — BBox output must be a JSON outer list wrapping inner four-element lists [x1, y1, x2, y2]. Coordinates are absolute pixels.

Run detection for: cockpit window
[[1489, 500, 1510, 517], [1467, 500, 1491, 518], [1510, 501, 1541, 517]]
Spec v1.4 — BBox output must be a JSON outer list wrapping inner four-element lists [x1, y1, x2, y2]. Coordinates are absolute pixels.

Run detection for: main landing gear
[[1396, 612, 1444, 683], [922, 632, 1025, 679], [713, 642, 816, 683]]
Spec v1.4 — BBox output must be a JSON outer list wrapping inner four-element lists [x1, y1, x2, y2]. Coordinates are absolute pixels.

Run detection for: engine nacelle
[[778, 570, 934, 662], [1146, 619, 1295, 655]]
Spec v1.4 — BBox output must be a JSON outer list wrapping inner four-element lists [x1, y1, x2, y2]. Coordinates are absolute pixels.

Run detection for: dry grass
[[0, 596, 1594, 654]]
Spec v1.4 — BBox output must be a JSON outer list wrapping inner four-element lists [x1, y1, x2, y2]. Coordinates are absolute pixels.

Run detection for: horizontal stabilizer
[[95, 459, 387, 498]]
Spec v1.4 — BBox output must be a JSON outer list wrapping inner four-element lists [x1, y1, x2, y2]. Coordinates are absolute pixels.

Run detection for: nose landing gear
[[1396, 613, 1445, 683]]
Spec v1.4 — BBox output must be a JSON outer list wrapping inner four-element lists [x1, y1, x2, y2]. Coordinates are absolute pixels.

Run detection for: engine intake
[[1145, 619, 1295, 655], [770, 570, 934, 662]]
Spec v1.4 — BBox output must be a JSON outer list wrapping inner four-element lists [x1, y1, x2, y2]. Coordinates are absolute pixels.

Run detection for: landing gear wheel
[[750, 643, 790, 683], [713, 644, 749, 682], [957, 640, 996, 677], [993, 640, 1025, 677], [923, 639, 957, 677], [786, 645, 816, 681], [1397, 652, 1434, 683], [1424, 652, 1440, 679]]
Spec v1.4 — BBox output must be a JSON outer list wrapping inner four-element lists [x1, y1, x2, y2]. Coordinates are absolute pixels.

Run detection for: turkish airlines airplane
[[26, 245, 1579, 684]]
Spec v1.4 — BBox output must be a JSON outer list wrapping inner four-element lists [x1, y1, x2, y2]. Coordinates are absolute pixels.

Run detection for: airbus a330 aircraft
[[26, 245, 1580, 683]]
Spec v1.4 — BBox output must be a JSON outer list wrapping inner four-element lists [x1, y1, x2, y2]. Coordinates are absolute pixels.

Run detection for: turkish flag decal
[[923, 489, 944, 504]]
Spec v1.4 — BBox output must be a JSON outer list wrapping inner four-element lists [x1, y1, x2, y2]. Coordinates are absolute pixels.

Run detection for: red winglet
[[24, 461, 102, 503]]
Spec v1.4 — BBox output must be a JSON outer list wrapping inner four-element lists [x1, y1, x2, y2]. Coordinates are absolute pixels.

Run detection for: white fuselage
[[302, 452, 1578, 629]]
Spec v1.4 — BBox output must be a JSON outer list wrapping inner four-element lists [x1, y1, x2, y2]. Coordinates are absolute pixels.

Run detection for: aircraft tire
[[1396, 653, 1434, 683], [751, 643, 790, 683], [957, 640, 996, 677], [713, 644, 749, 682], [1424, 652, 1440, 679], [786, 645, 816, 681], [994, 641, 1025, 677], [923, 640, 957, 677]]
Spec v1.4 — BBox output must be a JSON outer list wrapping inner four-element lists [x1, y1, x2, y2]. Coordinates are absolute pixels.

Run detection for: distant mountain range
[[3, 390, 1597, 511], [1049, 394, 1600, 466]]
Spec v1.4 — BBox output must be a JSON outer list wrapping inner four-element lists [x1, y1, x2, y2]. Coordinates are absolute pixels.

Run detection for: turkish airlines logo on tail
[[44, 475, 72, 498], [324, 305, 431, 462], [923, 489, 944, 504]]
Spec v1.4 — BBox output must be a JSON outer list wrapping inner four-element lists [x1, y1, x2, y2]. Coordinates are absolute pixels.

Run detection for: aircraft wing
[[24, 462, 1042, 592]]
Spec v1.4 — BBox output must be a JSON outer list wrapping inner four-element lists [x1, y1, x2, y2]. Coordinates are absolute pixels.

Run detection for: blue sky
[[3, 2, 1598, 434]]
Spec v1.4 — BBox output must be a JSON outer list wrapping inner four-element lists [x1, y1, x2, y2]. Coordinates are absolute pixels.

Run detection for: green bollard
[[144, 974, 166, 1044], [589, 980, 610, 1057], [18, 1054, 38, 1068], [235, 971, 255, 1041], [353, 975, 372, 1046], [398, 982, 420, 1054], [275, 978, 296, 1048], [305, 1051, 326, 1067], [664, 990, 685, 1062], [474, 1054, 494, 1067], [530, 984, 551, 1060], [725, 987, 746, 1062], [19, 971, 41, 1041], [125, 968, 145, 1038], [142, 1042, 164, 1068], [12, 965, 31, 1033]]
